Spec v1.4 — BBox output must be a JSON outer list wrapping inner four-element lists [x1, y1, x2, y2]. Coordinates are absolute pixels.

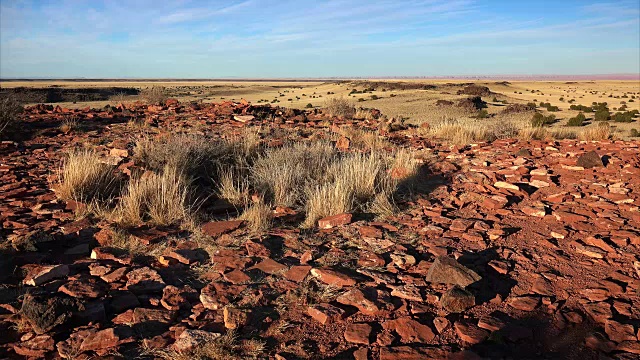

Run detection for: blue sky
[[1, 0, 639, 78]]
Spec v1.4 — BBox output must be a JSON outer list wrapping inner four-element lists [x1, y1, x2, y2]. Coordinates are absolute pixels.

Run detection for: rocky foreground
[[1, 101, 639, 359]]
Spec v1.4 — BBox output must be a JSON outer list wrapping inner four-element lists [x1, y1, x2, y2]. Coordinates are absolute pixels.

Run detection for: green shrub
[[630, 128, 639, 137], [612, 111, 637, 123], [594, 108, 610, 121], [475, 109, 489, 119], [370, 95, 379, 100], [566, 113, 586, 126], [531, 113, 556, 127], [570, 104, 593, 112], [306, 103, 313, 108]]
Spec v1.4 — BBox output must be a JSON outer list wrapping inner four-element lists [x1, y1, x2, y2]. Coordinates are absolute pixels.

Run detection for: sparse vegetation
[[55, 150, 121, 204], [0, 96, 23, 139], [566, 112, 586, 126], [141, 86, 169, 104], [531, 113, 556, 127], [324, 97, 355, 118]]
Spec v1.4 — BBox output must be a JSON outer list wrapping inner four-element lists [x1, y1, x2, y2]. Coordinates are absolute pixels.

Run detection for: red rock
[[161, 285, 195, 311], [583, 301, 613, 323], [336, 136, 350, 150], [455, 321, 489, 344], [605, 320, 637, 343], [173, 329, 221, 352], [383, 317, 435, 343], [585, 332, 616, 353], [59, 279, 106, 298], [433, 317, 450, 333], [390, 285, 424, 302], [426, 256, 481, 287], [90, 247, 132, 265], [13, 334, 54, 357], [132, 307, 175, 324], [201, 220, 244, 237], [478, 314, 505, 331], [110, 148, 129, 158], [353, 348, 368, 360], [224, 269, 251, 284], [336, 288, 380, 315], [283, 265, 311, 282], [508, 296, 540, 311], [252, 258, 287, 274], [126, 267, 165, 293], [310, 268, 356, 287], [379, 346, 450, 360], [308, 303, 345, 324], [616, 341, 640, 354], [441, 285, 475, 312], [23, 264, 69, 286], [80, 327, 132, 352], [359, 225, 383, 238], [101, 267, 128, 283], [223, 307, 250, 329], [344, 323, 372, 345], [164, 248, 208, 265], [317, 213, 352, 229], [577, 151, 603, 168]]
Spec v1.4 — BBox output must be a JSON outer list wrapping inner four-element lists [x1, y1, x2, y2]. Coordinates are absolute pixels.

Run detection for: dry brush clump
[[56, 131, 421, 230], [141, 86, 169, 104], [0, 96, 23, 139], [115, 166, 193, 226], [324, 97, 356, 118], [55, 149, 121, 204]]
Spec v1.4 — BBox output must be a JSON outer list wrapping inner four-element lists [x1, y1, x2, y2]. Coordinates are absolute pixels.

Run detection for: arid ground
[[0, 79, 639, 359]]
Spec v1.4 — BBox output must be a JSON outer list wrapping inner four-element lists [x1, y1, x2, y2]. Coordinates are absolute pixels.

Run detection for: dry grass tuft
[[55, 150, 120, 204], [156, 330, 264, 360], [218, 170, 251, 207], [579, 122, 611, 141], [141, 86, 168, 104], [59, 116, 80, 133], [429, 119, 491, 145], [252, 141, 334, 207], [303, 182, 354, 228], [115, 166, 193, 226], [338, 127, 390, 151], [354, 108, 375, 120], [324, 97, 355, 118], [239, 200, 273, 233]]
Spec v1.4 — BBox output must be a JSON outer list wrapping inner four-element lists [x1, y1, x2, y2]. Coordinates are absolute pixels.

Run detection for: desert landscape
[[0, 78, 639, 359], [1, 0, 640, 359]]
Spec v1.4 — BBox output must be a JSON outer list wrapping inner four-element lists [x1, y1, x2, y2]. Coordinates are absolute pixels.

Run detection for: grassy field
[[2, 79, 639, 139]]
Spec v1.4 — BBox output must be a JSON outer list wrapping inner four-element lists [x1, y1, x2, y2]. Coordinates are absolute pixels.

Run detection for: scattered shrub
[[612, 110, 638, 123], [305, 103, 313, 108], [0, 96, 23, 139], [140, 86, 168, 104], [566, 113, 586, 127], [531, 113, 556, 127], [594, 108, 610, 121], [324, 98, 355, 118], [475, 109, 489, 119], [630, 128, 639, 137], [55, 150, 121, 204]]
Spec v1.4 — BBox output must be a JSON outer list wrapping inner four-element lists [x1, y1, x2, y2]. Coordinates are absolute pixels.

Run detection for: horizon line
[[1, 73, 639, 82]]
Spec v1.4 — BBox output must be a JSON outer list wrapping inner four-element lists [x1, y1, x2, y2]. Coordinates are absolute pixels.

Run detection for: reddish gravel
[[0, 100, 639, 359]]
